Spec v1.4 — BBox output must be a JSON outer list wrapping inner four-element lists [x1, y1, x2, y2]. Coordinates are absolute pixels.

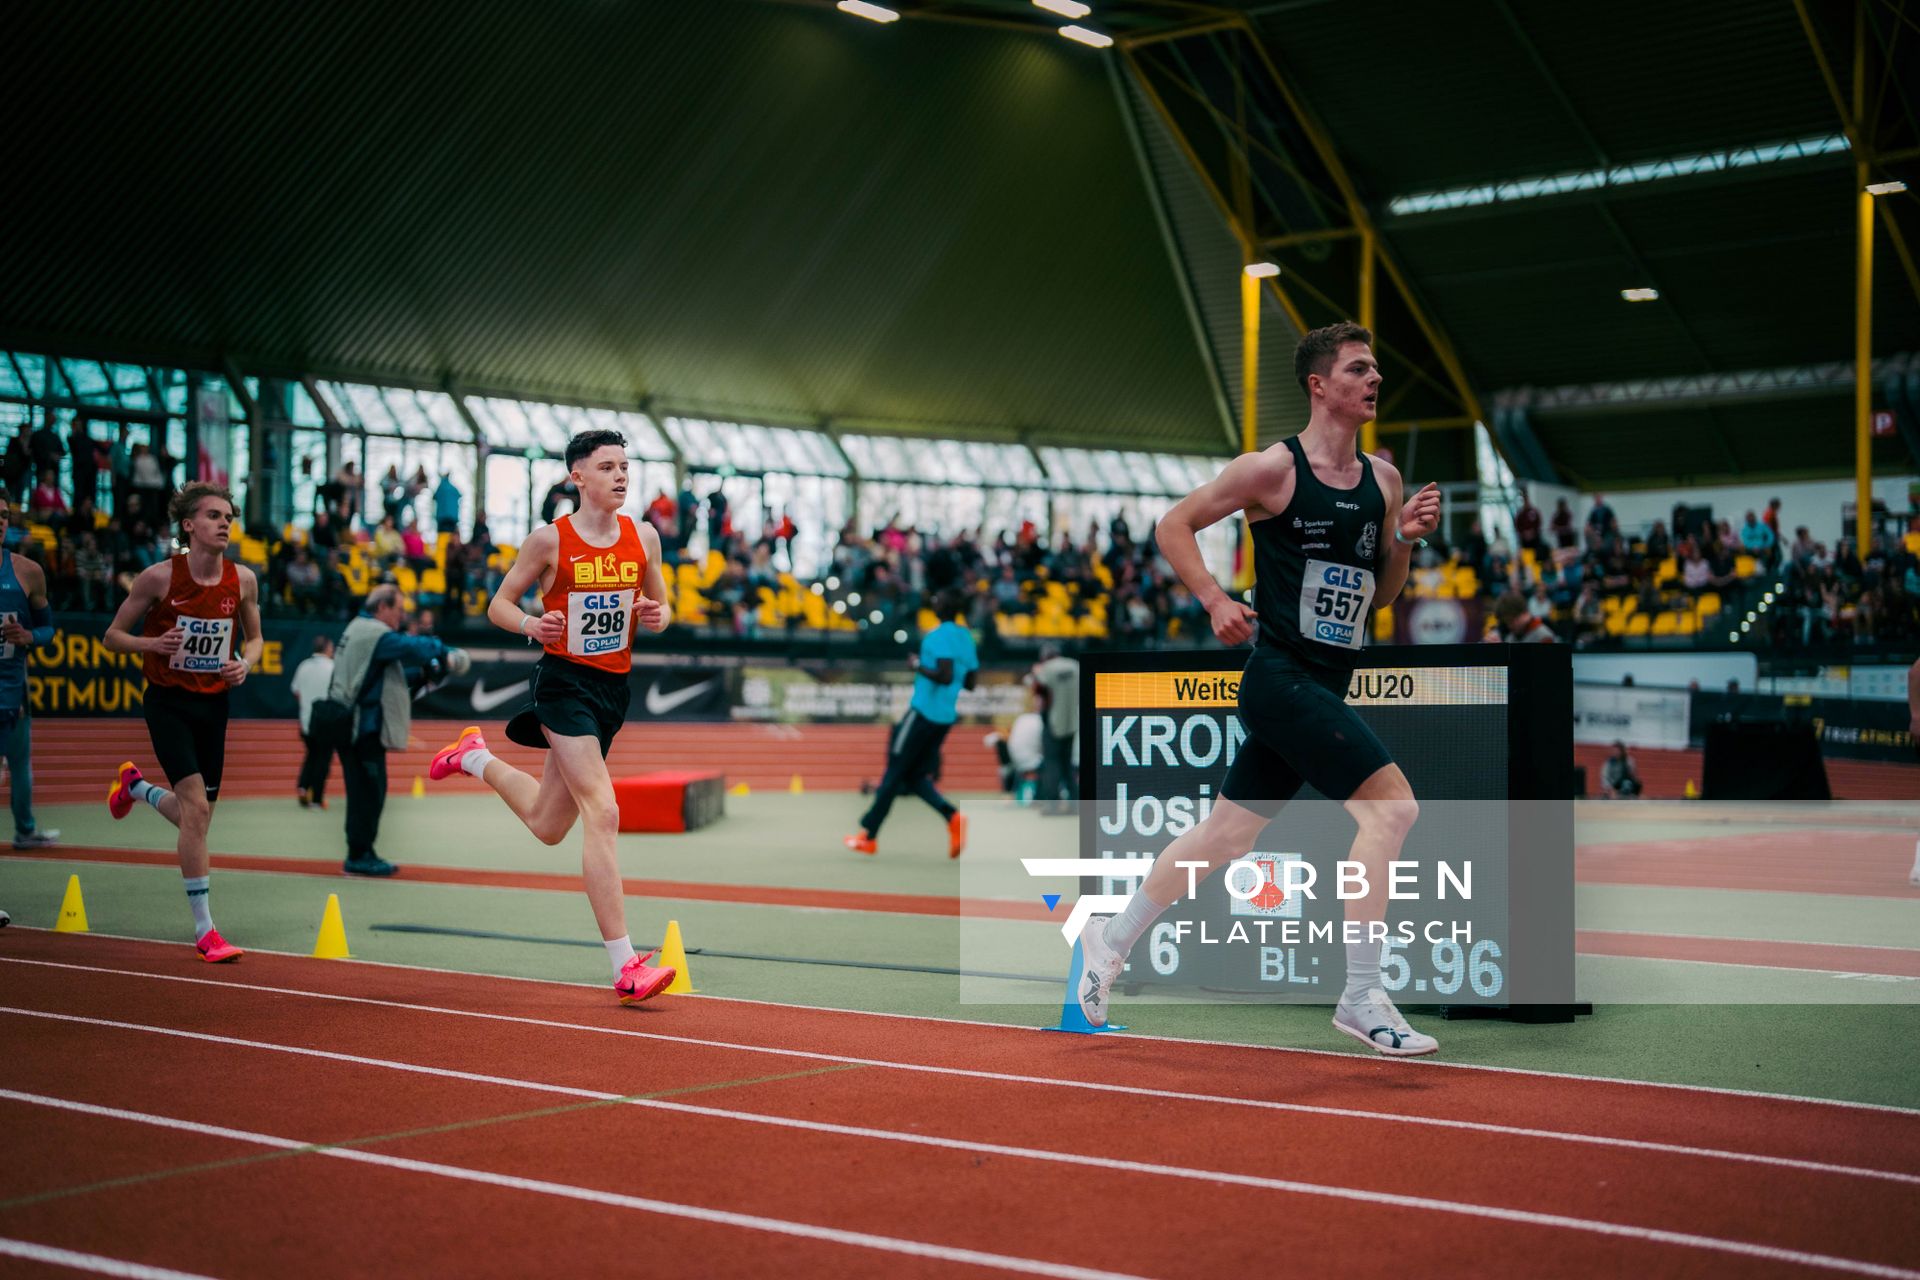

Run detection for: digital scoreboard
[[1079, 645, 1574, 1010]]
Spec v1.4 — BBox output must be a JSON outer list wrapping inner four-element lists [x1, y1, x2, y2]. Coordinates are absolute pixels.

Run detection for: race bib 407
[[169, 617, 234, 672]]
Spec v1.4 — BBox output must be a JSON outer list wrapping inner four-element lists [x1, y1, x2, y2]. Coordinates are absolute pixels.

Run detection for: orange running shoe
[[843, 832, 878, 856], [195, 929, 243, 963], [429, 726, 487, 781], [948, 812, 968, 859], [615, 952, 674, 1006], [108, 762, 143, 820]]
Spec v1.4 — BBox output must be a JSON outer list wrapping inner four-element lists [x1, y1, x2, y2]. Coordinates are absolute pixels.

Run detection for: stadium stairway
[[16, 720, 1005, 804], [1572, 742, 1920, 801]]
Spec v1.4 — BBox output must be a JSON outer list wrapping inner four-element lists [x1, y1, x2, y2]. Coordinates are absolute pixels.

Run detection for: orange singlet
[[142, 555, 241, 694], [541, 514, 649, 675]]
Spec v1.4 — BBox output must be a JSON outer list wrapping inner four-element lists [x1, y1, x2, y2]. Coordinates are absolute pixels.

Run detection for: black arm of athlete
[[963, 668, 978, 692], [919, 657, 955, 687]]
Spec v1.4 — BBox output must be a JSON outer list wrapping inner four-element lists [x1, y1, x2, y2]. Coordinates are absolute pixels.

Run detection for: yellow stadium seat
[[1654, 557, 1677, 586], [1626, 612, 1650, 636], [419, 568, 446, 596], [1697, 592, 1721, 617], [1734, 554, 1757, 578], [1652, 612, 1678, 636], [392, 565, 418, 595], [1905, 532, 1920, 556]]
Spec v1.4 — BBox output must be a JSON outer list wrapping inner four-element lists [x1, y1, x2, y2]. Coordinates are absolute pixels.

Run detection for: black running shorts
[[143, 685, 231, 801], [505, 655, 630, 758], [1220, 648, 1393, 810]]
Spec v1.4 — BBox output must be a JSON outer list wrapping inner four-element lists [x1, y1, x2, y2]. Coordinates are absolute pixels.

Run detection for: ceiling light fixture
[[836, 1, 900, 23], [1034, 0, 1092, 17], [1620, 287, 1660, 302], [1059, 25, 1114, 48], [1867, 180, 1908, 196], [1244, 261, 1281, 279]]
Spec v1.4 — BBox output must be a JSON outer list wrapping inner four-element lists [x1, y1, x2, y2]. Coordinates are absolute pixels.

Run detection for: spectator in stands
[[1527, 582, 1554, 621], [2, 432, 30, 499], [129, 444, 169, 525], [1600, 742, 1642, 798], [331, 460, 362, 522], [1740, 510, 1775, 563], [291, 636, 335, 809], [1585, 494, 1617, 548], [70, 421, 100, 508], [1644, 519, 1671, 565], [1572, 582, 1604, 645], [540, 475, 579, 524], [400, 514, 432, 571], [1763, 496, 1783, 543], [1514, 491, 1543, 555], [72, 532, 111, 612], [1789, 526, 1816, 573], [28, 419, 63, 486], [706, 485, 731, 550], [309, 507, 340, 553], [646, 490, 675, 546], [433, 472, 462, 537], [674, 478, 697, 554], [286, 545, 324, 614], [1549, 497, 1576, 549], [1491, 590, 1556, 643], [371, 514, 404, 566], [29, 468, 66, 522]]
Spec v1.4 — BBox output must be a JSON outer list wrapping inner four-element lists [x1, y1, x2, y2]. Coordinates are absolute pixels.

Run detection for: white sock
[[604, 936, 638, 979], [184, 876, 214, 939], [1343, 938, 1382, 1003], [460, 748, 496, 780], [132, 779, 171, 813], [1101, 884, 1171, 956]]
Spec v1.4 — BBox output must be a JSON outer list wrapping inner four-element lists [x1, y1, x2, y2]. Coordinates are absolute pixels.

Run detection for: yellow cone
[[788, 774, 804, 795], [728, 782, 750, 797], [312, 893, 351, 959], [411, 775, 426, 799], [660, 918, 697, 994], [53, 874, 88, 933], [1684, 778, 1699, 800]]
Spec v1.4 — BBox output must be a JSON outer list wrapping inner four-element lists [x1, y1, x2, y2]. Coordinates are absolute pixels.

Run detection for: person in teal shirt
[[845, 589, 977, 858]]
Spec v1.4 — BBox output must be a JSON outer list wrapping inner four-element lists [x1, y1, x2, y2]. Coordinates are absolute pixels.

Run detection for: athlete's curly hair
[[168, 483, 236, 547], [1294, 321, 1373, 391]]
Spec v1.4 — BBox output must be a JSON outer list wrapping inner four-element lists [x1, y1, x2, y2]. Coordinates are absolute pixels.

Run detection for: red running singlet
[[540, 514, 649, 675], [142, 555, 240, 695]]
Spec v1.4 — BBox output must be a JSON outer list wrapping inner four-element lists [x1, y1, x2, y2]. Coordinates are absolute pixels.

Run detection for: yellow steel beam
[[1236, 19, 1482, 427], [1791, 0, 1867, 151], [1120, 45, 1310, 335], [1118, 16, 1245, 50], [1855, 0, 1875, 556], [1241, 269, 1261, 454]]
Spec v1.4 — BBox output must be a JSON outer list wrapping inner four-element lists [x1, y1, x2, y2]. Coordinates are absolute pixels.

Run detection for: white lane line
[[2, 1079, 1913, 1280], [11, 932, 1919, 1117], [0, 1090, 1145, 1280], [0, 1237, 219, 1280], [3, 958, 1916, 1184]]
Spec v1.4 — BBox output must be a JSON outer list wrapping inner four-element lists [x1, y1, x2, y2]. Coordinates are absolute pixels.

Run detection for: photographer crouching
[[329, 584, 470, 876]]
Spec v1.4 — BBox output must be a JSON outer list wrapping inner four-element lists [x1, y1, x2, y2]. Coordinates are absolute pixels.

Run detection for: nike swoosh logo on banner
[[644, 678, 720, 717], [470, 678, 532, 713]]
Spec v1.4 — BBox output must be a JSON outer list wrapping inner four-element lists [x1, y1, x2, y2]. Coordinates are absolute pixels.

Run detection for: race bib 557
[[1298, 559, 1374, 650]]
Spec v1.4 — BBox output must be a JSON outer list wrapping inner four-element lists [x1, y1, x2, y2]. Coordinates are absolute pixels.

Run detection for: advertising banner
[[1572, 683, 1691, 749]]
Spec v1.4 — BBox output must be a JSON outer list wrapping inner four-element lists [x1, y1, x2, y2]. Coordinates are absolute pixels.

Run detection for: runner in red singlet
[[428, 429, 677, 1005], [103, 483, 263, 963]]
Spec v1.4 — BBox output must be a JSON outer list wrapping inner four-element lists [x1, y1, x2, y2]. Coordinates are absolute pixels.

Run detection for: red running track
[[1, 932, 1917, 1279]]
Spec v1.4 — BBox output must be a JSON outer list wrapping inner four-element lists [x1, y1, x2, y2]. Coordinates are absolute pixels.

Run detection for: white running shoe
[[11, 830, 58, 850], [1333, 988, 1439, 1057], [1076, 916, 1126, 1028]]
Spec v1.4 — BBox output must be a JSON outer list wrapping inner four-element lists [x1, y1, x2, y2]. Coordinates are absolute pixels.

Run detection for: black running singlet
[[1251, 436, 1388, 675]]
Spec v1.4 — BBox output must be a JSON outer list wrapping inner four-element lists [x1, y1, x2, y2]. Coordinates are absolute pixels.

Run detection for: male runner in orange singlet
[[104, 483, 263, 962], [428, 430, 677, 1004]]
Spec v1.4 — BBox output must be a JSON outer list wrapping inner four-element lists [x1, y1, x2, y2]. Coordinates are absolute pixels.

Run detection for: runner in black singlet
[[1077, 321, 1446, 1056]]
